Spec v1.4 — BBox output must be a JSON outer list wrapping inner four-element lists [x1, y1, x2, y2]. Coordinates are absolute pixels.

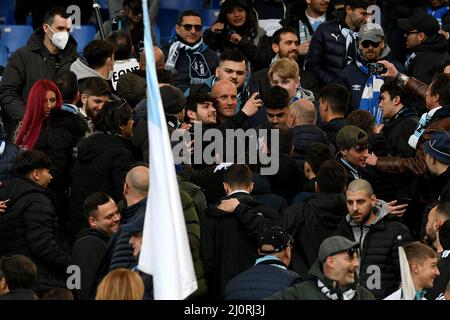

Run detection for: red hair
[[15, 79, 62, 150]]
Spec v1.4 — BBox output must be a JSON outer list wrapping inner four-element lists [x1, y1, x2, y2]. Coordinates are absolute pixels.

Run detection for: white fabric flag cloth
[[138, 0, 197, 300], [399, 245, 415, 300]]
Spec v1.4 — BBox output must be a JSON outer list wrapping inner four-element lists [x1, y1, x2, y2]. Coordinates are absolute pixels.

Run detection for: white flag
[[138, 0, 198, 300], [399, 245, 415, 300]]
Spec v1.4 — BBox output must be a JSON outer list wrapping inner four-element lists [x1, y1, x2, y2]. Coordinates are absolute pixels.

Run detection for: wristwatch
[[396, 72, 410, 89]]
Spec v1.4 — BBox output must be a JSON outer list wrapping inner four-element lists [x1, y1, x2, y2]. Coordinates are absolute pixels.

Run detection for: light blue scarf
[[356, 61, 384, 125]]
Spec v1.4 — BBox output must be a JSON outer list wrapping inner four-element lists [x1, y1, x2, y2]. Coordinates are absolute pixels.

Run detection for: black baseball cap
[[398, 12, 440, 35]]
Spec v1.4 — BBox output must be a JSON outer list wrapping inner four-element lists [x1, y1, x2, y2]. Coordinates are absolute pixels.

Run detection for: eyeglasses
[[361, 40, 380, 48], [180, 24, 202, 32]]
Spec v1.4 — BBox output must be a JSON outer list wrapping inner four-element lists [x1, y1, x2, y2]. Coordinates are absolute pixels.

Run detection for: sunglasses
[[180, 24, 202, 32], [361, 40, 380, 48]]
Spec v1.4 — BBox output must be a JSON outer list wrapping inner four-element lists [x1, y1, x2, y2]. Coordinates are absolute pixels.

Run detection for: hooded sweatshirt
[[70, 58, 109, 82], [337, 199, 412, 299], [346, 199, 390, 250]]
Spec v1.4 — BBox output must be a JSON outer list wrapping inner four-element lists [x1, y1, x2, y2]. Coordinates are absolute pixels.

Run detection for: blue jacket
[[305, 15, 355, 85], [225, 257, 301, 300]]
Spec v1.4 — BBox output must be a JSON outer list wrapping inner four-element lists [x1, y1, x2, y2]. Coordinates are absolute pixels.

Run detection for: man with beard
[[398, 11, 449, 85], [336, 179, 412, 299], [79, 77, 112, 133], [427, 218, 450, 300], [424, 202, 450, 253], [249, 27, 320, 101], [163, 10, 219, 93], [268, 235, 375, 300], [385, 241, 440, 300], [424, 202, 450, 299], [249, 27, 319, 127], [340, 23, 405, 122], [185, 92, 217, 126]]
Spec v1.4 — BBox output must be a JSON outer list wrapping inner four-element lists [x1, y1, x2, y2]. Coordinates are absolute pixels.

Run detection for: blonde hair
[[95, 268, 145, 300], [269, 58, 299, 80]]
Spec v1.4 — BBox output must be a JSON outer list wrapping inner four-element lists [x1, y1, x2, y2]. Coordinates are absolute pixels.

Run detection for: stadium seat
[[160, 0, 203, 11], [71, 25, 97, 56], [0, 25, 33, 58], [211, 0, 221, 9], [0, 0, 16, 24], [158, 9, 180, 45], [152, 25, 161, 47]]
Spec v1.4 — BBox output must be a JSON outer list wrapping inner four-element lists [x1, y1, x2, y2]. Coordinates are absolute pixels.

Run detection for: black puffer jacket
[[0, 177, 69, 291], [305, 14, 356, 85], [109, 198, 147, 271], [407, 34, 449, 85], [67, 132, 141, 242], [335, 201, 413, 299], [0, 28, 78, 122], [72, 228, 110, 300], [36, 108, 88, 197], [0, 142, 19, 183]]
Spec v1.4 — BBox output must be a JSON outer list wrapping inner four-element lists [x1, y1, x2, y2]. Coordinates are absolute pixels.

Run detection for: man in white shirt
[[385, 241, 440, 300]]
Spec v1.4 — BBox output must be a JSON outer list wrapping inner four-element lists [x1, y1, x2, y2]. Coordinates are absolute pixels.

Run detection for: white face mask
[[47, 25, 69, 50]]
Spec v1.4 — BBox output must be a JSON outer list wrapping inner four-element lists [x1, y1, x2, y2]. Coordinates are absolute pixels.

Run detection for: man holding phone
[[340, 23, 405, 123]]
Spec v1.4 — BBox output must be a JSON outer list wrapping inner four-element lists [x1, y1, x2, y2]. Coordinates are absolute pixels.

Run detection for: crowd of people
[[0, 0, 450, 301]]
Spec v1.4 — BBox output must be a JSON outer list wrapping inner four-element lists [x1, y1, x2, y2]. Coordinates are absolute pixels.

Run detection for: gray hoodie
[[345, 199, 390, 250], [70, 58, 108, 82]]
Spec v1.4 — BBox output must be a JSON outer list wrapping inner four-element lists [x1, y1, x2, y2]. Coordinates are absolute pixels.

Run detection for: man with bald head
[[287, 99, 332, 164], [109, 165, 149, 270], [211, 79, 261, 126], [211, 79, 238, 124], [336, 179, 412, 299]]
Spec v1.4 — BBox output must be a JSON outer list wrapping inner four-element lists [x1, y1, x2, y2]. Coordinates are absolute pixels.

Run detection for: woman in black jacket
[[203, 0, 272, 71], [14, 80, 89, 231], [67, 100, 142, 243]]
